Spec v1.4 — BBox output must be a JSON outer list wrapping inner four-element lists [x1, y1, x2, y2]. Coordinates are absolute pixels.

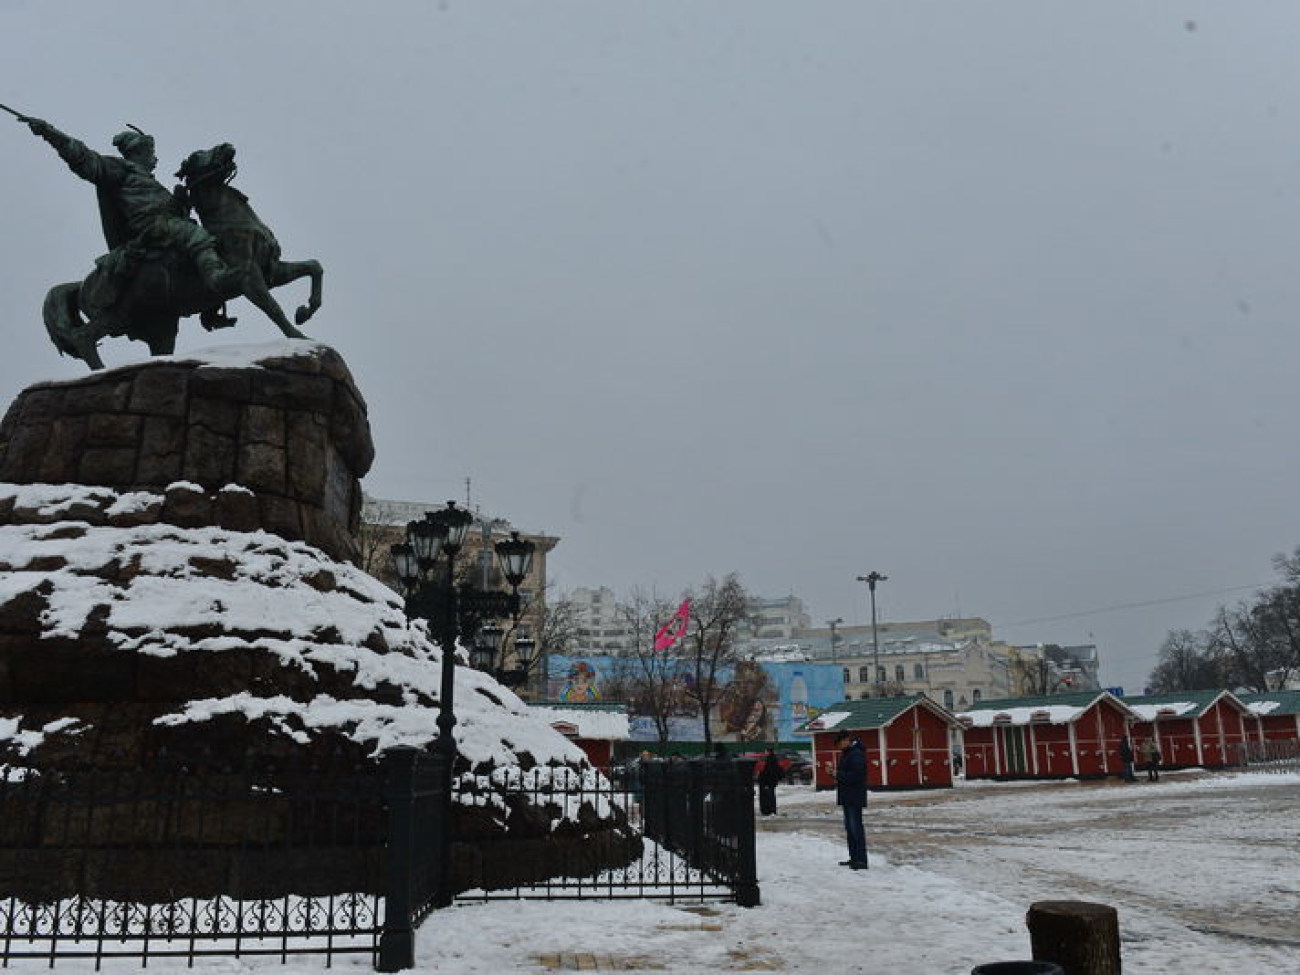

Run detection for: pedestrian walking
[[1143, 738, 1162, 782], [1119, 734, 1137, 782], [834, 732, 868, 869], [757, 749, 783, 816]]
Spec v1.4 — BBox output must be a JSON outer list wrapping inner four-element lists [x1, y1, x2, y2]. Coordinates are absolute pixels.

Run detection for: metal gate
[[452, 757, 759, 907]]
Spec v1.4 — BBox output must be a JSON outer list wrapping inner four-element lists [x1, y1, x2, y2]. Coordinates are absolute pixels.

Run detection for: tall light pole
[[856, 572, 887, 696], [826, 617, 844, 661]]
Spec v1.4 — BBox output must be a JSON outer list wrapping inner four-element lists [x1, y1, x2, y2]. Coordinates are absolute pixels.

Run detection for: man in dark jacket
[[757, 749, 783, 816], [835, 733, 868, 869], [1119, 735, 1137, 782]]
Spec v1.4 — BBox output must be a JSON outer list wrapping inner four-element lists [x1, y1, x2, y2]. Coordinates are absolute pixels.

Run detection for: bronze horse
[[43, 143, 323, 370]]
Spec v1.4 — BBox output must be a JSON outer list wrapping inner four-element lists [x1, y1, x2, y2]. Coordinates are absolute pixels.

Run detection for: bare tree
[[1147, 629, 1222, 693], [1214, 588, 1300, 693], [615, 589, 683, 746], [356, 498, 406, 584], [1147, 545, 1300, 693], [1007, 647, 1050, 696], [510, 586, 581, 695], [679, 573, 753, 745]]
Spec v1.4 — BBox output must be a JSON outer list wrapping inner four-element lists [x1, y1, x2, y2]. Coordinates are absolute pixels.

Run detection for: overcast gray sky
[[4, 2, 1300, 693]]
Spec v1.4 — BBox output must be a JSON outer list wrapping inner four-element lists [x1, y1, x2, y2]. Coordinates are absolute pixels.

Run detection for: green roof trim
[[1238, 689, 1300, 716], [959, 689, 1110, 712], [1123, 690, 1244, 719], [795, 694, 958, 733]]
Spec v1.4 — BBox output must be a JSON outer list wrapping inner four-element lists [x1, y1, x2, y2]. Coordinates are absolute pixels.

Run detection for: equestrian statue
[[4, 103, 322, 370]]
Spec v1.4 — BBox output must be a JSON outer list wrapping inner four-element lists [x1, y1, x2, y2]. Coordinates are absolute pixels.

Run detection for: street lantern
[[494, 531, 535, 588], [408, 517, 444, 567], [473, 621, 504, 672], [390, 542, 419, 586], [428, 501, 473, 556]]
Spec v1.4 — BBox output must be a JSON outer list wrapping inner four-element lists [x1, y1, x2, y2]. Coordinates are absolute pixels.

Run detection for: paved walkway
[[532, 952, 664, 971], [532, 906, 734, 971]]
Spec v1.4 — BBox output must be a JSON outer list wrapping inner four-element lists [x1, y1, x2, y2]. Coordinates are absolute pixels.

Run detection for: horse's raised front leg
[[240, 264, 308, 340], [266, 259, 323, 326]]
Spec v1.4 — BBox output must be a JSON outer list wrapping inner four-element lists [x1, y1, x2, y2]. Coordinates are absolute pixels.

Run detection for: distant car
[[743, 750, 814, 784], [779, 751, 814, 784]]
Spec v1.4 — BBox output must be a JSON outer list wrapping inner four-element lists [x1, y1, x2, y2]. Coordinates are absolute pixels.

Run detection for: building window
[[859, 666, 870, 683], [914, 663, 925, 680], [972, 689, 982, 703], [843, 668, 851, 684], [943, 689, 954, 709], [876, 666, 886, 683], [894, 665, 905, 682]]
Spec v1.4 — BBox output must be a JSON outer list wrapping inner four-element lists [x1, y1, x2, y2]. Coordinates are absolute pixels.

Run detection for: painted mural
[[547, 654, 843, 743]]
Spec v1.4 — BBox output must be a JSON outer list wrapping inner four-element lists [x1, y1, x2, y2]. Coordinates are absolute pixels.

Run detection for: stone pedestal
[[0, 342, 372, 564], [0, 342, 638, 902]]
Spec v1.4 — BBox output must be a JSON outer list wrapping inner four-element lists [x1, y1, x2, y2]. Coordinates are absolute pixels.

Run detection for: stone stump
[[1026, 900, 1121, 975]]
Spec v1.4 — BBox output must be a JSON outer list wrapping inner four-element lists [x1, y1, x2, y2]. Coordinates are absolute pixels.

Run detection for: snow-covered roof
[[1126, 701, 1199, 721], [958, 704, 1085, 728], [804, 710, 853, 731], [531, 704, 630, 740]]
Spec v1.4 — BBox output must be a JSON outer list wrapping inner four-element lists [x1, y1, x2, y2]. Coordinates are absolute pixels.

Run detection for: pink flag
[[653, 599, 691, 651]]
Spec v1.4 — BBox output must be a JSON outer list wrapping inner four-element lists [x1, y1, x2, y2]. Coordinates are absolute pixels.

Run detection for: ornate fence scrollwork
[[0, 751, 758, 970]]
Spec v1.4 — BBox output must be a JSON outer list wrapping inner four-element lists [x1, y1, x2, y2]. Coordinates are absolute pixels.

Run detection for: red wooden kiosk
[[1240, 689, 1300, 744], [1126, 690, 1252, 770], [957, 690, 1137, 781], [801, 695, 960, 791]]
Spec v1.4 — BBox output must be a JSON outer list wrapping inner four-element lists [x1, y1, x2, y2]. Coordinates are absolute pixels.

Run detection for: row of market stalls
[[525, 690, 1300, 791], [800, 688, 1300, 791]]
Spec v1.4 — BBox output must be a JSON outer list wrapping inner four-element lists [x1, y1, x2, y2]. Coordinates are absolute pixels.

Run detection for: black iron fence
[[0, 752, 758, 970], [0, 752, 440, 970]]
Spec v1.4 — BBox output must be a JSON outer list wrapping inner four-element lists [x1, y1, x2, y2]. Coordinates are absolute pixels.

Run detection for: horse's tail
[[43, 282, 105, 370]]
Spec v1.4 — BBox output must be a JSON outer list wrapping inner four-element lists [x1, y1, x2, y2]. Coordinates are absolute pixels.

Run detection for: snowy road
[[5, 770, 1295, 972], [773, 770, 1300, 963]]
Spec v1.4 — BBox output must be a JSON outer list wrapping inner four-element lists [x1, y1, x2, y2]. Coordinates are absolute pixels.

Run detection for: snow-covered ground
[[5, 769, 1296, 973]]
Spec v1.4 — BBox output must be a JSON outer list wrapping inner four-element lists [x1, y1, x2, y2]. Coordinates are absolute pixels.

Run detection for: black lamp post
[[389, 501, 535, 906], [856, 571, 887, 697]]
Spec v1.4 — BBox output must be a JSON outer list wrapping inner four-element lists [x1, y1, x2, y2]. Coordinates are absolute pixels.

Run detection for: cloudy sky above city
[[4, 2, 1300, 693]]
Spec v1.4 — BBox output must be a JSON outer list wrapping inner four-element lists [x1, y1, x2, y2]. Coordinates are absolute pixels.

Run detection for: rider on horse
[[22, 117, 244, 306]]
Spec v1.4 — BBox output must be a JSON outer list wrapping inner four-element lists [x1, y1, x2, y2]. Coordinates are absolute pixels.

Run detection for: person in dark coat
[[834, 733, 869, 869], [1119, 735, 1137, 782], [757, 749, 784, 816]]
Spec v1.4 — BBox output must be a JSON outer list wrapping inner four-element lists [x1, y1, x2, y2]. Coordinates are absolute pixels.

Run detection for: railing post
[[686, 760, 705, 862], [378, 746, 419, 972], [732, 759, 760, 907]]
